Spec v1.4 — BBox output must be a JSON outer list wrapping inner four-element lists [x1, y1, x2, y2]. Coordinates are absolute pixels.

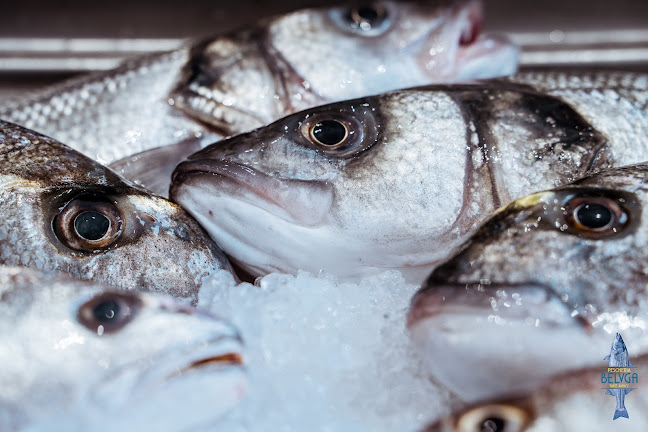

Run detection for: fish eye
[[331, 3, 392, 36], [299, 110, 377, 157], [309, 120, 349, 147], [53, 196, 123, 252], [77, 292, 142, 334], [563, 195, 628, 237], [456, 404, 529, 432]]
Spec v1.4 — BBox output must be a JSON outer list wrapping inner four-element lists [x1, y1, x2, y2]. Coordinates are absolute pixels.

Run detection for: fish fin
[[109, 138, 205, 198], [613, 408, 629, 420], [605, 389, 615, 396], [604, 355, 610, 361], [629, 360, 635, 367], [625, 388, 635, 395]]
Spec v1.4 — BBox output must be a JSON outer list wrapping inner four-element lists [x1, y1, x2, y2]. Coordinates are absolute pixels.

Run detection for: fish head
[[171, 83, 609, 282], [407, 164, 648, 401], [0, 121, 235, 301], [267, 0, 518, 97], [173, 0, 518, 134], [0, 267, 246, 428], [171, 89, 484, 281]]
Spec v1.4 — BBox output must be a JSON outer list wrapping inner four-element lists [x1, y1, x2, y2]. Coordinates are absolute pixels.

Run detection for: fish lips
[[417, 0, 518, 80], [171, 159, 334, 227], [407, 282, 598, 402]]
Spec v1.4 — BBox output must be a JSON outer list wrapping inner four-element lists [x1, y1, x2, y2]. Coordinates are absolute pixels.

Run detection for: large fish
[[0, 266, 245, 431], [408, 163, 648, 402], [0, 0, 518, 195], [0, 120, 235, 302], [423, 353, 647, 432], [170, 71, 648, 283]]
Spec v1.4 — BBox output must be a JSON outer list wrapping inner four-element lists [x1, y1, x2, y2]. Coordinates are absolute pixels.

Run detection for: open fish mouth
[[418, 0, 518, 80], [171, 159, 333, 227]]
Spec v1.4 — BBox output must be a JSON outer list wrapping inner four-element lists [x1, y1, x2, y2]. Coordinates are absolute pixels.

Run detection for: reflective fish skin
[[0, 266, 245, 431], [408, 164, 648, 402], [0, 0, 517, 195], [423, 354, 648, 432], [0, 121, 235, 302], [171, 71, 648, 283]]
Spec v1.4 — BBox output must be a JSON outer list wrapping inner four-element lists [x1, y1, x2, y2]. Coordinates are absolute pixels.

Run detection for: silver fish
[[170, 71, 648, 283], [408, 163, 648, 402], [423, 353, 648, 432], [0, 0, 517, 195], [0, 120, 235, 302], [0, 266, 245, 431]]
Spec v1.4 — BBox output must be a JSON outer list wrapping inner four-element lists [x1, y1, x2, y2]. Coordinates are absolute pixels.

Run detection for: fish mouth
[[418, 0, 518, 80], [407, 281, 601, 402], [171, 159, 334, 227], [169, 349, 245, 379], [407, 281, 584, 330]]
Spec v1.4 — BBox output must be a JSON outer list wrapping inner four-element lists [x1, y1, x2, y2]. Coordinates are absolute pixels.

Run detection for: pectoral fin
[[605, 389, 615, 396]]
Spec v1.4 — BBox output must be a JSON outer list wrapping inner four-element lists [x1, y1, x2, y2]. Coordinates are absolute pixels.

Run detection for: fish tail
[[613, 408, 629, 420]]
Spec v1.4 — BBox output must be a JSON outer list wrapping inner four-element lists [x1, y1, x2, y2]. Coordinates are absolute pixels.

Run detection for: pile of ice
[[199, 270, 454, 431]]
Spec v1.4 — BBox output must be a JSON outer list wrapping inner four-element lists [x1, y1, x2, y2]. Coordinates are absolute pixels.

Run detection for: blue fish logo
[[603, 333, 636, 420]]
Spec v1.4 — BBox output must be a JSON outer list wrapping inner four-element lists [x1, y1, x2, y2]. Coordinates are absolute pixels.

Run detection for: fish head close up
[[0, 266, 246, 430], [0, 121, 235, 301], [171, 0, 518, 135], [171, 83, 612, 283], [408, 164, 648, 402]]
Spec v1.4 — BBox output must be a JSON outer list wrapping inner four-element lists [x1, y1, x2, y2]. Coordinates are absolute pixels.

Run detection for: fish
[[0, 265, 246, 431], [407, 163, 648, 402], [170, 71, 648, 283], [0, 0, 518, 196], [0, 120, 235, 302], [422, 352, 648, 432], [605, 333, 635, 420]]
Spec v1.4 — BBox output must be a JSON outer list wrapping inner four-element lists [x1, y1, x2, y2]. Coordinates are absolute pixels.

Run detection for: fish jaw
[[407, 282, 605, 402], [415, 0, 518, 82], [86, 293, 247, 429]]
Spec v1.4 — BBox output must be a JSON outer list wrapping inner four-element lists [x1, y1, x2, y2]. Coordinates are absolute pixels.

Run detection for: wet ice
[[199, 270, 453, 431]]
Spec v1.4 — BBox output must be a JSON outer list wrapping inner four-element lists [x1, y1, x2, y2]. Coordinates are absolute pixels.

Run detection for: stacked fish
[[0, 0, 646, 430]]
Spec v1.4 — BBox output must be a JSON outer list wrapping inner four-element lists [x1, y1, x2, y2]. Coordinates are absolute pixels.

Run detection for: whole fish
[[605, 333, 635, 420], [423, 353, 648, 432], [0, 0, 518, 195], [170, 71, 648, 283], [0, 266, 245, 431], [0, 120, 235, 302], [408, 163, 648, 402]]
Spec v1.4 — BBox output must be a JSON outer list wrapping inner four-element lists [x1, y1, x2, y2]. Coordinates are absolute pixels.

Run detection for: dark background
[[1, 0, 647, 98]]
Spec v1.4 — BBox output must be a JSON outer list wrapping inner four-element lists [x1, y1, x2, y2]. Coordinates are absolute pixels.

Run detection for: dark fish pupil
[[93, 300, 120, 323], [576, 203, 612, 229], [481, 417, 506, 432], [74, 211, 110, 240], [356, 6, 379, 22], [312, 120, 347, 146]]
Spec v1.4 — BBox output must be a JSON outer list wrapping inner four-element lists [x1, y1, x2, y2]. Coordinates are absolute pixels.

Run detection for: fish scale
[[170, 70, 648, 284], [0, 1, 518, 196]]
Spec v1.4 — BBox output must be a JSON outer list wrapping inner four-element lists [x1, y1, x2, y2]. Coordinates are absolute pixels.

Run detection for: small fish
[[605, 333, 635, 420], [408, 163, 648, 402], [423, 353, 648, 432], [0, 266, 245, 431], [171, 71, 648, 283], [0, 0, 517, 195], [0, 120, 235, 302]]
